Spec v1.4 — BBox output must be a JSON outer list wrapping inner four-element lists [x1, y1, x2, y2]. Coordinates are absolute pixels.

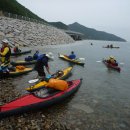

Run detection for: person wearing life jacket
[[13, 44, 21, 53], [0, 39, 11, 67], [107, 56, 118, 66], [34, 52, 54, 80], [68, 51, 76, 59]]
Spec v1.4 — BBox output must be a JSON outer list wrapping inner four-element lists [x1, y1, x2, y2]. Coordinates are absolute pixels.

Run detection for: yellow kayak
[[11, 60, 36, 66], [9, 68, 33, 77], [25, 66, 73, 92], [59, 54, 85, 65]]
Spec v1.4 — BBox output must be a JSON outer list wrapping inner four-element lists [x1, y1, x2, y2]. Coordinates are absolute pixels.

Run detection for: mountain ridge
[[0, 0, 126, 42], [68, 22, 126, 42]]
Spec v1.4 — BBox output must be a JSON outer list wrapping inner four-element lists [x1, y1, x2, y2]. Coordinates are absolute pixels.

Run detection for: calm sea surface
[[12, 40, 130, 130]]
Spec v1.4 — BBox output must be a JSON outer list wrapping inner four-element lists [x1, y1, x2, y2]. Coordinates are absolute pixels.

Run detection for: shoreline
[[0, 15, 75, 128]]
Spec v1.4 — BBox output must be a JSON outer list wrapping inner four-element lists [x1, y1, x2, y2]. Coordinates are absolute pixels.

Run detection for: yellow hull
[[59, 54, 85, 65], [25, 66, 73, 92]]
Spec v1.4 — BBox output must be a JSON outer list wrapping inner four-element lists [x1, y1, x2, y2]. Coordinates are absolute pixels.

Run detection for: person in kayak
[[107, 56, 118, 66], [68, 51, 76, 59], [107, 45, 110, 48], [110, 44, 113, 48], [34, 52, 54, 81], [13, 45, 21, 53], [33, 50, 39, 60]]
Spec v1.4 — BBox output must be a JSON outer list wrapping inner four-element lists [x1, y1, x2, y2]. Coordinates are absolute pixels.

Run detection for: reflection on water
[[11, 40, 130, 129]]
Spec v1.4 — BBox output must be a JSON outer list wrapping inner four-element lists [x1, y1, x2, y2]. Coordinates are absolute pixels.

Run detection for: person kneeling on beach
[[34, 52, 54, 81]]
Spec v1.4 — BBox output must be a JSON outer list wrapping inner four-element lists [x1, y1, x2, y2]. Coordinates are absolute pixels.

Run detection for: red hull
[[0, 79, 81, 119], [103, 59, 121, 72]]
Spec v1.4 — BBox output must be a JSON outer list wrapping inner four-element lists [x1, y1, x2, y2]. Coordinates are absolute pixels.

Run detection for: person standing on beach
[[0, 39, 11, 67], [34, 52, 54, 81]]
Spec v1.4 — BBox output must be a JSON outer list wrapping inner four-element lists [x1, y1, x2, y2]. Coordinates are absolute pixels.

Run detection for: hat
[[2, 39, 9, 44], [109, 56, 114, 59], [46, 52, 54, 60]]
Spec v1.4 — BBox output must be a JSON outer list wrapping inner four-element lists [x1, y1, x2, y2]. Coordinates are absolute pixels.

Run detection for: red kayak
[[0, 79, 82, 119], [103, 59, 121, 72]]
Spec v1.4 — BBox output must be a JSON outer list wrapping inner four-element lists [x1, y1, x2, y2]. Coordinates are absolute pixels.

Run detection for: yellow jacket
[[109, 58, 115, 64], [0, 47, 10, 63]]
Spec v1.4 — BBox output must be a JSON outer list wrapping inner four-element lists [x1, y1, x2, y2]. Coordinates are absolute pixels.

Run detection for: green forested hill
[[49, 22, 68, 30], [0, 0, 47, 23], [68, 22, 126, 42]]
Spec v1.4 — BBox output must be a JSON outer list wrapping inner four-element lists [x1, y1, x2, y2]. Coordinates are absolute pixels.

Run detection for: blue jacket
[[33, 52, 39, 60], [35, 54, 49, 70], [69, 54, 76, 59]]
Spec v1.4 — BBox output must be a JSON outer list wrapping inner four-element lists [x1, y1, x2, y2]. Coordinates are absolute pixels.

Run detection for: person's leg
[[37, 69, 46, 81]]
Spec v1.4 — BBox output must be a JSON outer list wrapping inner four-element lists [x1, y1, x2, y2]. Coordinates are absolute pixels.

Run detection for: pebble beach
[[0, 16, 75, 130]]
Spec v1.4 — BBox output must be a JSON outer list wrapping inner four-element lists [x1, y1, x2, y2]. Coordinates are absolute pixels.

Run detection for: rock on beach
[[0, 16, 74, 47]]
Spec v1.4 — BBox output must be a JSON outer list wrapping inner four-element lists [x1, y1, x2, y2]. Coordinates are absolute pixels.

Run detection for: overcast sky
[[17, 0, 130, 41]]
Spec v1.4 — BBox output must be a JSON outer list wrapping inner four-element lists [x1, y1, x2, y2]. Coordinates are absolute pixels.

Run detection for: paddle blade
[[119, 62, 124, 65], [78, 58, 85, 61], [28, 79, 39, 83], [96, 61, 101, 63]]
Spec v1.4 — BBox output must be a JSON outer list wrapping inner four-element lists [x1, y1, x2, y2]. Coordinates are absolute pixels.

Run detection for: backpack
[[25, 56, 33, 61], [16, 65, 25, 71]]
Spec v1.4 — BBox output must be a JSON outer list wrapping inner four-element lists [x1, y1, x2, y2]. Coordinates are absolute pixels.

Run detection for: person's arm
[[45, 66, 51, 74], [0, 47, 9, 56]]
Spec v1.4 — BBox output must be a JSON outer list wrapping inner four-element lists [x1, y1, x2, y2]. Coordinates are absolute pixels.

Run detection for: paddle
[[119, 63, 124, 65], [28, 74, 53, 84], [78, 58, 85, 61], [28, 79, 39, 83], [96, 61, 102, 63], [96, 60, 125, 65], [73, 57, 85, 61]]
